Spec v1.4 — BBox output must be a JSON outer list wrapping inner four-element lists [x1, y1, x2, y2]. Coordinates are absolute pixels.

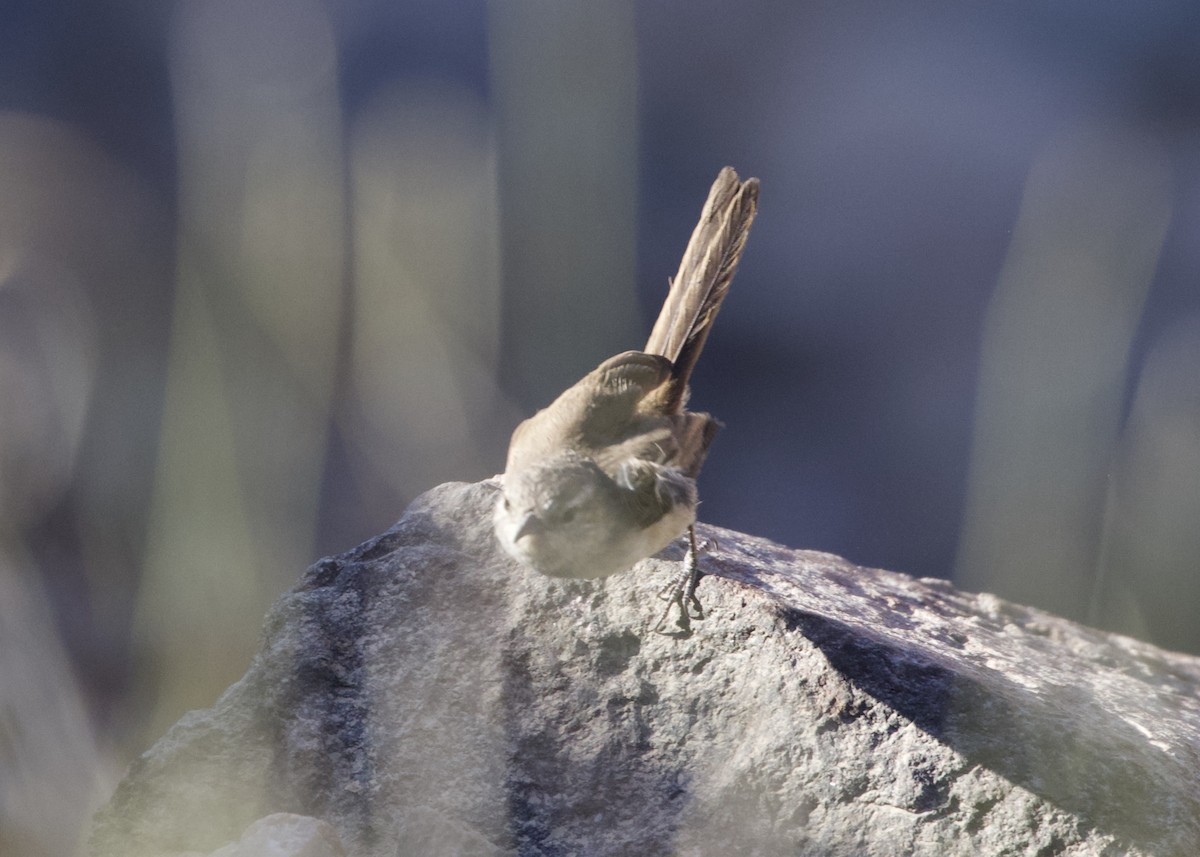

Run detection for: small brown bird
[[494, 167, 759, 628]]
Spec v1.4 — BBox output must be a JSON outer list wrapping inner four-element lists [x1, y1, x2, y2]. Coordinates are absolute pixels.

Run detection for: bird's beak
[[514, 513, 543, 541]]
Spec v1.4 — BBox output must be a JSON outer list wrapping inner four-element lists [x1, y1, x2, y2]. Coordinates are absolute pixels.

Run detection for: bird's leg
[[654, 525, 706, 632], [679, 525, 705, 617]]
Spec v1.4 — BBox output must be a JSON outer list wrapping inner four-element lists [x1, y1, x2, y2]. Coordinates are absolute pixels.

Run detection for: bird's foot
[[654, 527, 709, 633]]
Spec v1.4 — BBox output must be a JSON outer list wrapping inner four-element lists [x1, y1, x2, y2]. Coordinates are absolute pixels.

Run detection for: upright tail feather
[[645, 167, 760, 411]]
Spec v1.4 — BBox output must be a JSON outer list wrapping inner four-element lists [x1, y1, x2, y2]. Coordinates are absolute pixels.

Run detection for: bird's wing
[[609, 457, 697, 530], [504, 351, 671, 472]]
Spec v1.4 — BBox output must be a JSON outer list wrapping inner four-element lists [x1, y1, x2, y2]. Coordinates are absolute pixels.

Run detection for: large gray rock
[[91, 480, 1200, 856]]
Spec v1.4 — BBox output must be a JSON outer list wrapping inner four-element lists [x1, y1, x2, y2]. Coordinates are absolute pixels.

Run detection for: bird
[[493, 167, 759, 629]]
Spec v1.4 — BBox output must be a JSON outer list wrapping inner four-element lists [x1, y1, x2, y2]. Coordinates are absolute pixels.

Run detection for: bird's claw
[[654, 526, 707, 633]]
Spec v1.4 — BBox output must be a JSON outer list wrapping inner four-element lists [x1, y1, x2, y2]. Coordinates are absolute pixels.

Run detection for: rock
[[191, 814, 346, 857], [91, 480, 1200, 856]]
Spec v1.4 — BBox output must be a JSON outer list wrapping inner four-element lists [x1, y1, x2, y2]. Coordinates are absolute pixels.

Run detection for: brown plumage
[[647, 166, 760, 413], [496, 167, 759, 588]]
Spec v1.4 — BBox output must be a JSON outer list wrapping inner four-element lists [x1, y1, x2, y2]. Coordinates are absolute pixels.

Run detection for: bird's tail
[[645, 167, 760, 412]]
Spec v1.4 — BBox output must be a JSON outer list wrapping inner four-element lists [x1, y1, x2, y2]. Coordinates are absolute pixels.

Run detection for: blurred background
[[2, 1, 1200, 852]]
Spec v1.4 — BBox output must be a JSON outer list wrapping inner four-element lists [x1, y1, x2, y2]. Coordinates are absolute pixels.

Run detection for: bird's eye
[[560, 508, 577, 523], [502, 497, 511, 512]]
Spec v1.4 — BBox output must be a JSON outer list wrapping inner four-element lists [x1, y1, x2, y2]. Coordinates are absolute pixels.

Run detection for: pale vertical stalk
[[955, 126, 1170, 618], [1091, 320, 1200, 652], [346, 81, 509, 503], [136, 0, 345, 741], [489, 0, 641, 407]]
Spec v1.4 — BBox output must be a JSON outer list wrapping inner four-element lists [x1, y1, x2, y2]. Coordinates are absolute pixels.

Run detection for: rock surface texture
[[92, 481, 1200, 856]]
